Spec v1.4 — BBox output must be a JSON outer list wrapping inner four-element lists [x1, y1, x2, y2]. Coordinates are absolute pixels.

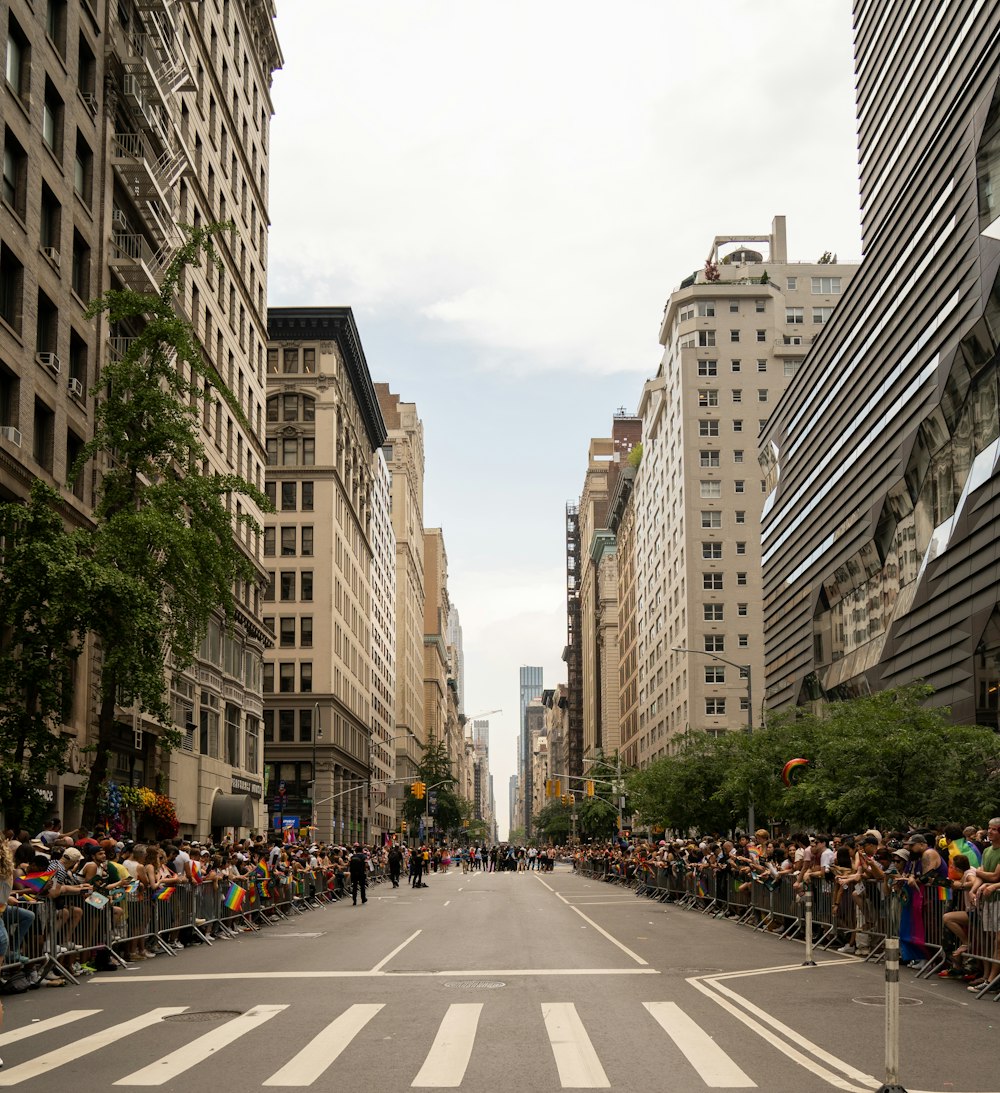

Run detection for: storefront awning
[[210, 793, 255, 830]]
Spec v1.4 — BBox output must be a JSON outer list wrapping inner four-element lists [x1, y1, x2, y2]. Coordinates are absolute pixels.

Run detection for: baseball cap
[[61, 847, 83, 864]]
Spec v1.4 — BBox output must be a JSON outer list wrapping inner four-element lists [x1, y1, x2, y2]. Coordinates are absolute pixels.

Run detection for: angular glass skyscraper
[[519, 666, 544, 835], [762, 4, 1000, 724]]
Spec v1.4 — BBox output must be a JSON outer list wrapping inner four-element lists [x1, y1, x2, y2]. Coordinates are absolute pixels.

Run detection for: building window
[[263, 709, 274, 741], [812, 306, 834, 324], [300, 617, 312, 648], [732, 389, 742, 403], [33, 398, 54, 472], [283, 348, 299, 373], [281, 481, 296, 510], [0, 245, 23, 332], [705, 666, 725, 684], [704, 603, 724, 621], [787, 276, 797, 290], [46, 1, 68, 55], [698, 330, 716, 347], [696, 300, 715, 317], [757, 359, 767, 373], [5, 16, 29, 103], [702, 542, 722, 559], [279, 709, 295, 742], [280, 571, 295, 600], [735, 511, 746, 524], [267, 348, 279, 373], [280, 526, 296, 555], [733, 419, 743, 432], [300, 662, 312, 693], [731, 359, 741, 372], [758, 389, 768, 402], [74, 133, 92, 204], [43, 79, 64, 160], [705, 698, 726, 715], [700, 480, 721, 498], [263, 663, 274, 694], [302, 347, 316, 373], [699, 420, 719, 436], [697, 359, 717, 376], [811, 276, 842, 294], [738, 634, 749, 649], [265, 481, 276, 508], [755, 299, 766, 313], [701, 511, 721, 528], [71, 231, 90, 297], [737, 571, 748, 585], [699, 450, 720, 468], [2, 130, 26, 218], [279, 617, 295, 647], [730, 329, 740, 342], [279, 663, 295, 693], [733, 449, 744, 463], [301, 526, 313, 556], [729, 301, 739, 313], [759, 418, 768, 431], [784, 359, 802, 376], [301, 571, 313, 601], [263, 527, 275, 556], [299, 707, 312, 743], [755, 329, 766, 342], [705, 635, 724, 652], [736, 542, 746, 554], [199, 691, 220, 757], [264, 571, 275, 601], [703, 573, 723, 589], [734, 480, 745, 493], [266, 438, 278, 465], [738, 603, 748, 616], [785, 306, 803, 324], [302, 438, 315, 466], [698, 389, 718, 407], [301, 481, 313, 510]]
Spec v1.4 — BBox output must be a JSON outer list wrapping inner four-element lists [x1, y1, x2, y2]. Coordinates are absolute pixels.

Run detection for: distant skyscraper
[[508, 774, 518, 840], [446, 607, 465, 714], [519, 666, 544, 835]]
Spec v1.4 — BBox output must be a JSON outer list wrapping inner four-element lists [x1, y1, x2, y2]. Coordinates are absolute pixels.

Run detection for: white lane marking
[[262, 1004, 383, 1086], [94, 967, 659, 982], [411, 1003, 483, 1087], [534, 874, 648, 966], [0, 1010, 101, 1047], [542, 1002, 610, 1088], [0, 1008, 188, 1086], [370, 929, 422, 973], [708, 978, 879, 1087], [687, 979, 871, 1093], [643, 1002, 756, 1088], [443, 900, 451, 906], [114, 1004, 287, 1085]]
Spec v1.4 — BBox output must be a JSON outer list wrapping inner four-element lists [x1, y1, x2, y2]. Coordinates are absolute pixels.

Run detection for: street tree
[[0, 482, 95, 829], [402, 737, 466, 835], [79, 224, 268, 827], [533, 799, 571, 842]]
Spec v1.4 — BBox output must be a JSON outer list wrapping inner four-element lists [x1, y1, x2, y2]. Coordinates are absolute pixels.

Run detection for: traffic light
[[411, 781, 426, 799], [586, 780, 595, 797], [401, 820, 407, 833], [545, 779, 553, 798], [569, 792, 576, 804], [560, 793, 569, 806], [554, 779, 561, 798]]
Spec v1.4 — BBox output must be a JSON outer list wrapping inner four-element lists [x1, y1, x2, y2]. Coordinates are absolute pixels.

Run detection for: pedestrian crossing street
[[0, 1000, 758, 1088]]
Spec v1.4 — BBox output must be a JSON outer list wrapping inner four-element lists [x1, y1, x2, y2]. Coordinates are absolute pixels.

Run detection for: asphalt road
[[0, 864, 996, 1092]]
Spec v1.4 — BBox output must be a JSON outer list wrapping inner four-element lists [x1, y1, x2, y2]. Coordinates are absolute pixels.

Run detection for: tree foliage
[[626, 685, 1000, 834], [402, 739, 467, 836], [533, 799, 571, 841]]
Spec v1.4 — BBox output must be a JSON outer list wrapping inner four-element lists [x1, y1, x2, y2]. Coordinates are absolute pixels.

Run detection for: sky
[[267, 0, 863, 839]]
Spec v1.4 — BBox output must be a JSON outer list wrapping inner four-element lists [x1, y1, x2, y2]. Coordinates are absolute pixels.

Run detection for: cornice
[[268, 308, 387, 451]]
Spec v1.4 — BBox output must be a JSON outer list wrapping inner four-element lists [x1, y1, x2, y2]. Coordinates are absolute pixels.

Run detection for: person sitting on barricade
[[967, 817, 1000, 993]]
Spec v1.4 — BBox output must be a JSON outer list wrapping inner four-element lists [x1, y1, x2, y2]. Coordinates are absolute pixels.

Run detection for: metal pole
[[312, 703, 319, 838], [877, 937, 907, 1092], [802, 885, 817, 966], [745, 664, 755, 835]]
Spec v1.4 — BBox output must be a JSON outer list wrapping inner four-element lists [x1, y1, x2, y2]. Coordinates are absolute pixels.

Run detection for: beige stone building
[[376, 387, 425, 794], [632, 217, 856, 764], [423, 528, 449, 746], [263, 308, 387, 846], [609, 453, 640, 768], [0, 0, 281, 835]]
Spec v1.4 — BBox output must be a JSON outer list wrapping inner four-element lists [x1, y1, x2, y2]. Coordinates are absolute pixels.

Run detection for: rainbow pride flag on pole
[[18, 869, 56, 894], [253, 862, 270, 880], [223, 883, 246, 912], [155, 886, 174, 902], [190, 861, 204, 885]]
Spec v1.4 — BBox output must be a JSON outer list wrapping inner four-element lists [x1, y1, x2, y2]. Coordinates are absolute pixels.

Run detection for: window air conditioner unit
[[41, 247, 60, 267], [68, 377, 84, 399], [0, 426, 22, 447], [36, 352, 61, 376], [112, 207, 128, 230]]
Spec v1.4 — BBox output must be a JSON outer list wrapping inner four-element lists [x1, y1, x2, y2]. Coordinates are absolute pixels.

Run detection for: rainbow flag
[[190, 861, 204, 885], [18, 869, 56, 894], [256, 880, 270, 898], [155, 886, 174, 902], [223, 883, 245, 911], [254, 862, 270, 880]]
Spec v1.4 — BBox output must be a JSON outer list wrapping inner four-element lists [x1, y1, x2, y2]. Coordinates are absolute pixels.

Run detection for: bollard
[[876, 937, 907, 1092], [802, 886, 817, 966]]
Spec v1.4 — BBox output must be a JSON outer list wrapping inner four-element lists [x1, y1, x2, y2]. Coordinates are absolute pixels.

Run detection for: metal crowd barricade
[[967, 888, 1000, 999]]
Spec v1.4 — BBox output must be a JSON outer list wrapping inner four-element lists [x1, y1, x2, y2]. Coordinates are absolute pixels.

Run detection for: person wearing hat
[[48, 847, 92, 955], [896, 833, 946, 968], [348, 844, 367, 906]]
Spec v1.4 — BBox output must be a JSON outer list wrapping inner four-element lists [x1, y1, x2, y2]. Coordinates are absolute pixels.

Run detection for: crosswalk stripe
[[262, 1004, 384, 1086], [541, 1003, 610, 1089], [114, 1004, 288, 1086], [412, 1003, 483, 1088], [0, 1010, 101, 1047], [0, 1008, 188, 1086], [643, 1002, 757, 1088]]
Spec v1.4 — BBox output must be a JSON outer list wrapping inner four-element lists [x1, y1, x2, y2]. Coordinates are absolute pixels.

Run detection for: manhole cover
[[444, 980, 506, 990], [163, 1010, 242, 1023], [852, 996, 922, 1007]]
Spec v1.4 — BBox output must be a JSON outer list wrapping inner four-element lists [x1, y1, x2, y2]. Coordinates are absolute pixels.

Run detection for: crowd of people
[[574, 819, 1000, 992]]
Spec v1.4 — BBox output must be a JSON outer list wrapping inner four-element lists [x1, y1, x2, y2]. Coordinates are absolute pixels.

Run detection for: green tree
[[576, 795, 619, 840], [0, 482, 95, 829], [401, 738, 466, 836], [79, 224, 268, 827], [533, 799, 571, 842]]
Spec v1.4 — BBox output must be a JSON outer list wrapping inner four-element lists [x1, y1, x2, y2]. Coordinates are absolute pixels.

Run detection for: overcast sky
[[267, 0, 862, 839]]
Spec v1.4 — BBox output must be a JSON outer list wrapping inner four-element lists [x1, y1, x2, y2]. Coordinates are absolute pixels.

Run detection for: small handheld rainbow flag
[[18, 869, 56, 894], [223, 883, 246, 911], [190, 861, 204, 885], [155, 886, 174, 902], [253, 862, 270, 880]]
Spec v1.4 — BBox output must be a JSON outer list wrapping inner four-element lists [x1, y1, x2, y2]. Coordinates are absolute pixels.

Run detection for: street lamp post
[[672, 646, 755, 834]]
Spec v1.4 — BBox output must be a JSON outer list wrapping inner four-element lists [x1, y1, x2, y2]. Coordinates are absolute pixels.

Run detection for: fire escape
[[564, 502, 584, 782]]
